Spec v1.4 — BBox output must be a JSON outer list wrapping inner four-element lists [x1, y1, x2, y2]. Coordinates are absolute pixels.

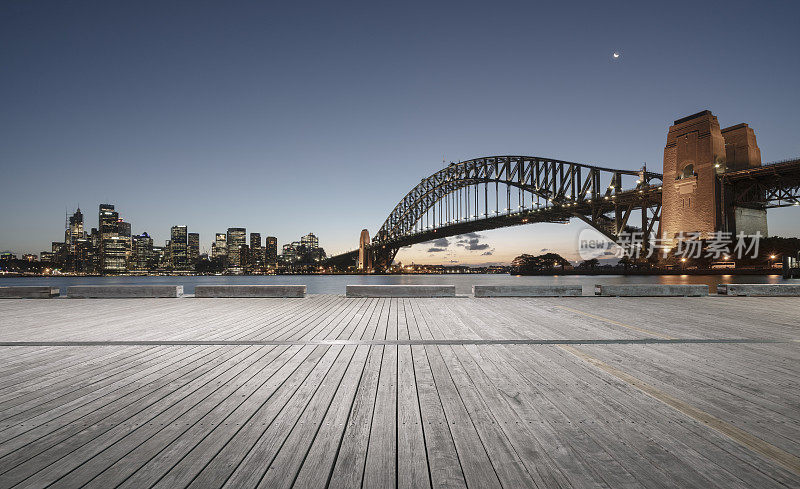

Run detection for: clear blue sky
[[1, 0, 798, 264]]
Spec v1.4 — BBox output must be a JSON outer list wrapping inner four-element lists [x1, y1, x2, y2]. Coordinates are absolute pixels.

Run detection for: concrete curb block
[[346, 285, 456, 298], [717, 284, 800, 296], [194, 285, 306, 298], [0, 286, 60, 299], [595, 284, 708, 297], [67, 285, 183, 298], [473, 285, 582, 297]]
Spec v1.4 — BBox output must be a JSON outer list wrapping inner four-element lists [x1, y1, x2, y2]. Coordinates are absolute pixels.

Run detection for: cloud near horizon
[[425, 232, 495, 256]]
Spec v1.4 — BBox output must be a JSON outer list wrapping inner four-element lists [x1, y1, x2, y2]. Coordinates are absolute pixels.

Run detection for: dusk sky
[[2, 1, 799, 264]]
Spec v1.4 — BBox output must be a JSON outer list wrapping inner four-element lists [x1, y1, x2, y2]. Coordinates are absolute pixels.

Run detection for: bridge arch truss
[[370, 156, 663, 266]]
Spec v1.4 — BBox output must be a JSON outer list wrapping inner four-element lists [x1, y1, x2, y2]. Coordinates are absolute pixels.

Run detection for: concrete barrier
[[594, 284, 708, 297], [346, 285, 455, 298], [194, 285, 306, 298], [0, 286, 60, 299], [67, 285, 183, 298], [717, 284, 800, 296], [473, 285, 582, 297]]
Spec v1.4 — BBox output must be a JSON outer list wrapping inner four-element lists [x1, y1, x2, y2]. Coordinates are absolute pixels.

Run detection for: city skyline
[[2, 1, 799, 264]]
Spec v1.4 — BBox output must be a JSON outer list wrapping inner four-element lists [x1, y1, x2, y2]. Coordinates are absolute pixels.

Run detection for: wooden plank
[[180, 345, 332, 488], [362, 345, 397, 487], [204, 345, 346, 488], [0, 346, 265, 488], [57, 345, 297, 487], [260, 344, 369, 489], [396, 344, 430, 489], [328, 345, 384, 488], [291, 344, 371, 487]]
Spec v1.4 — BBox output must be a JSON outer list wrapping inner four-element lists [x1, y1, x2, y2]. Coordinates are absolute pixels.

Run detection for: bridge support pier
[[358, 229, 373, 271]]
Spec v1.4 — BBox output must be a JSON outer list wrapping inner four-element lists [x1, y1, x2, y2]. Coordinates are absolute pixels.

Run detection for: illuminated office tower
[[152, 245, 167, 269], [131, 233, 154, 271], [98, 204, 125, 274], [301, 233, 319, 250], [118, 220, 132, 267], [188, 233, 200, 266], [212, 233, 228, 263], [249, 233, 262, 269], [226, 228, 246, 268], [265, 236, 278, 265], [170, 225, 188, 270], [282, 243, 297, 263], [101, 236, 126, 274], [99, 204, 118, 237], [65, 208, 85, 249]]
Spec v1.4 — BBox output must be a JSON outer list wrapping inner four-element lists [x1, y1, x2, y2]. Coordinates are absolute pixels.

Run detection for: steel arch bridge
[[327, 156, 664, 270]]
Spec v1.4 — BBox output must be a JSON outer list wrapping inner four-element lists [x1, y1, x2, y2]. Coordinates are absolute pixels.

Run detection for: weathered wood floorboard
[[0, 296, 797, 488]]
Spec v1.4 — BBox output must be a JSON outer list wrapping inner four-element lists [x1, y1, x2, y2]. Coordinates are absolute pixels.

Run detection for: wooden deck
[[0, 295, 798, 488]]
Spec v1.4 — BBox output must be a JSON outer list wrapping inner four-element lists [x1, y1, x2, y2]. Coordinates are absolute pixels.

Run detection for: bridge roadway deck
[[0, 296, 798, 488]]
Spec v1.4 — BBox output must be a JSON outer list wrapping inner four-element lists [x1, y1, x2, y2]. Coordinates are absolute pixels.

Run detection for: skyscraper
[[170, 225, 188, 270], [265, 236, 278, 265], [99, 204, 125, 274], [301, 233, 319, 250], [226, 228, 246, 268], [212, 233, 228, 264], [187, 232, 200, 266], [65, 208, 84, 249], [249, 233, 262, 269], [118, 220, 132, 268], [131, 233, 154, 271], [282, 243, 297, 263]]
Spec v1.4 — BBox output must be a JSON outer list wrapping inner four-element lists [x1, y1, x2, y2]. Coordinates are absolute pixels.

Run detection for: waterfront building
[[101, 236, 127, 273], [249, 233, 262, 269], [71, 237, 92, 273], [88, 227, 100, 272], [99, 204, 126, 274], [170, 225, 188, 270], [212, 233, 228, 264], [265, 236, 278, 265], [226, 228, 246, 268], [131, 233, 154, 271], [282, 243, 297, 263], [0, 252, 16, 261], [118, 220, 132, 268], [40, 251, 54, 262], [152, 245, 167, 269], [301, 233, 319, 250], [65, 208, 85, 250], [22, 254, 38, 262], [188, 232, 200, 266]]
